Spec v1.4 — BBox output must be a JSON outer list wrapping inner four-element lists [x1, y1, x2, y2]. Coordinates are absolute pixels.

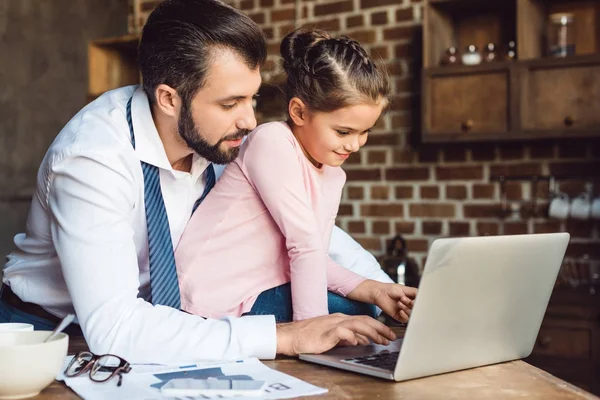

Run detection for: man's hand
[[347, 280, 417, 323], [276, 313, 397, 356]]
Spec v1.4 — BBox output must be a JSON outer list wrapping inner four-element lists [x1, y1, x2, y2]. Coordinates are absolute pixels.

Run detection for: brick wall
[[132, 0, 599, 269]]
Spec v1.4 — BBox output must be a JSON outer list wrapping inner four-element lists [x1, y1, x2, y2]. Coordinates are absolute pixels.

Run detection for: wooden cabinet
[[421, 0, 600, 143], [525, 289, 600, 395], [521, 57, 600, 134]]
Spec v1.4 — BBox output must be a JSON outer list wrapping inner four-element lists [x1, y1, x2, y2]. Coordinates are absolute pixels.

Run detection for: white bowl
[[0, 324, 34, 333], [0, 331, 69, 399]]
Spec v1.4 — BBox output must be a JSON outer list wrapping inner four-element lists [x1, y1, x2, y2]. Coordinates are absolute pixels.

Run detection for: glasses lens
[[90, 355, 122, 382], [65, 352, 94, 376]]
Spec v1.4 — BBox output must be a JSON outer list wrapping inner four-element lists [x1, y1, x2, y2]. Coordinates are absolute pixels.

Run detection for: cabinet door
[[522, 63, 600, 132], [425, 71, 509, 138]]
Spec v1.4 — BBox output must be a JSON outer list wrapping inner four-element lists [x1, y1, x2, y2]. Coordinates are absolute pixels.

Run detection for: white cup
[[570, 192, 592, 220], [592, 197, 600, 220], [0, 323, 34, 332], [548, 192, 570, 220]]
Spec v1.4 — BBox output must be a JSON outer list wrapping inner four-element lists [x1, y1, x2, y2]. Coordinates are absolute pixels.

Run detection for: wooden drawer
[[426, 71, 509, 135], [522, 63, 600, 132], [532, 326, 592, 359]]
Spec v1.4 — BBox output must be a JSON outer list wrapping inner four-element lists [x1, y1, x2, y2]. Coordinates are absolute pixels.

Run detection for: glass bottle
[[547, 13, 576, 57]]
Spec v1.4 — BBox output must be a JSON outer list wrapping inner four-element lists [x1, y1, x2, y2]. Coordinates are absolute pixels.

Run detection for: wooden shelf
[[88, 34, 141, 97], [421, 0, 600, 143]]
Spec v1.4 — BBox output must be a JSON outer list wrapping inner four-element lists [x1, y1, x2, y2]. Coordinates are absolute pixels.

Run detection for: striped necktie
[[126, 96, 181, 308], [192, 164, 215, 214]]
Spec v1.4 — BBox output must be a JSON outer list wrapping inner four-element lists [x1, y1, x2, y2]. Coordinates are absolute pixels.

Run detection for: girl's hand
[[347, 280, 417, 323]]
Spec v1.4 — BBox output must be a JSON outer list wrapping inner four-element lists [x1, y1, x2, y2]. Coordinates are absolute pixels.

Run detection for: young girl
[[175, 29, 413, 322]]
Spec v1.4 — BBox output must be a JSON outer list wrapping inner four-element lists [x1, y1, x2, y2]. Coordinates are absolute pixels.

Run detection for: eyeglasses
[[65, 351, 132, 387]]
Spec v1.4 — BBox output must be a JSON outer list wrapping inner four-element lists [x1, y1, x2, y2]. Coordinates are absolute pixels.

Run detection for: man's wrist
[[275, 322, 296, 356]]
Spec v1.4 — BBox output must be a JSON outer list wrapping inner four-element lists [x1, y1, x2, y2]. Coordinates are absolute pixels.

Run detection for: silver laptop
[[300, 233, 570, 381]]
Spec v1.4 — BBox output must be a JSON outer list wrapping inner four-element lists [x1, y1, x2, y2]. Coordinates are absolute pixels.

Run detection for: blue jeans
[[244, 283, 377, 322], [0, 287, 83, 335]]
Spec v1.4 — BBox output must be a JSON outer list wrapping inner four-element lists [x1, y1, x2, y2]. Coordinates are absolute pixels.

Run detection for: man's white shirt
[[2, 85, 392, 364]]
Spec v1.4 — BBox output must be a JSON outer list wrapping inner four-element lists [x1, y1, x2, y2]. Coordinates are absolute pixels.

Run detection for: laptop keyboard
[[341, 350, 400, 371]]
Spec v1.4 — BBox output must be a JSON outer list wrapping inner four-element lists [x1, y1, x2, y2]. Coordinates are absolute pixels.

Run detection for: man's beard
[[178, 100, 249, 164]]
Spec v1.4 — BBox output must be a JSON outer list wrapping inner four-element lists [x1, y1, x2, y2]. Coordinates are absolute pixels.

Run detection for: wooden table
[[38, 331, 599, 400]]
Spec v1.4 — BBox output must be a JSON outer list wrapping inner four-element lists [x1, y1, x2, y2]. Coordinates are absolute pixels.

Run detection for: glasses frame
[[65, 351, 132, 387]]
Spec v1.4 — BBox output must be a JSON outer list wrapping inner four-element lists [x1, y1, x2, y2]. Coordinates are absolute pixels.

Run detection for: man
[[0, 0, 415, 364]]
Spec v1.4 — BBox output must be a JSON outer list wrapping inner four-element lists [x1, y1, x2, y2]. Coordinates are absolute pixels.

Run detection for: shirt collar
[[130, 86, 210, 178]]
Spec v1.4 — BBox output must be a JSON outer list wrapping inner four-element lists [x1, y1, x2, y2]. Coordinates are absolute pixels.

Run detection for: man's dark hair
[[138, 0, 267, 105]]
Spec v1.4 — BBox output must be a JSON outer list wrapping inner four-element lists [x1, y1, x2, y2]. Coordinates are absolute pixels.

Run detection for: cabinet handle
[[461, 119, 474, 132], [537, 336, 552, 348], [564, 116, 575, 127]]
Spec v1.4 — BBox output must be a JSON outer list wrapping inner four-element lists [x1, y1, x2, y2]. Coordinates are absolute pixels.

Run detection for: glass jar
[[483, 43, 497, 62], [440, 46, 460, 66], [547, 12, 576, 57], [461, 45, 481, 65]]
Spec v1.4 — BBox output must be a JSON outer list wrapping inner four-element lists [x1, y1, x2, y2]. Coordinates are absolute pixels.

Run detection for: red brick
[[504, 222, 528, 235], [267, 42, 280, 54], [395, 7, 414, 21], [361, 204, 404, 217], [259, 0, 273, 6], [386, 167, 429, 181], [355, 237, 383, 252], [395, 78, 412, 93], [395, 186, 414, 199], [338, 203, 354, 216], [301, 18, 341, 31], [529, 143, 556, 159], [383, 26, 417, 40], [410, 203, 455, 218], [370, 45, 389, 60], [395, 43, 410, 58], [141, 0, 162, 11], [473, 184, 495, 199], [393, 148, 415, 164], [248, 11, 265, 24], [422, 221, 442, 235], [444, 146, 467, 162], [449, 222, 470, 236], [367, 150, 387, 164], [346, 14, 364, 28], [278, 23, 295, 37], [391, 114, 412, 130], [348, 221, 366, 234], [345, 152, 362, 165], [436, 166, 483, 181], [477, 222, 499, 236], [346, 186, 364, 200], [348, 29, 376, 44], [566, 220, 594, 238], [499, 144, 525, 160], [446, 185, 467, 200], [463, 204, 504, 218], [534, 221, 562, 234], [471, 144, 497, 162], [371, 11, 388, 25], [550, 162, 600, 179], [372, 220, 390, 234], [504, 182, 523, 200], [490, 163, 542, 178], [395, 221, 415, 234], [420, 185, 439, 199], [239, 0, 254, 9], [558, 180, 588, 197], [371, 185, 389, 200], [360, 0, 397, 8], [346, 168, 381, 181], [388, 95, 413, 112], [364, 133, 398, 146], [534, 181, 550, 199], [263, 27, 274, 39], [271, 8, 295, 22], [314, 0, 353, 16], [406, 239, 428, 252]]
